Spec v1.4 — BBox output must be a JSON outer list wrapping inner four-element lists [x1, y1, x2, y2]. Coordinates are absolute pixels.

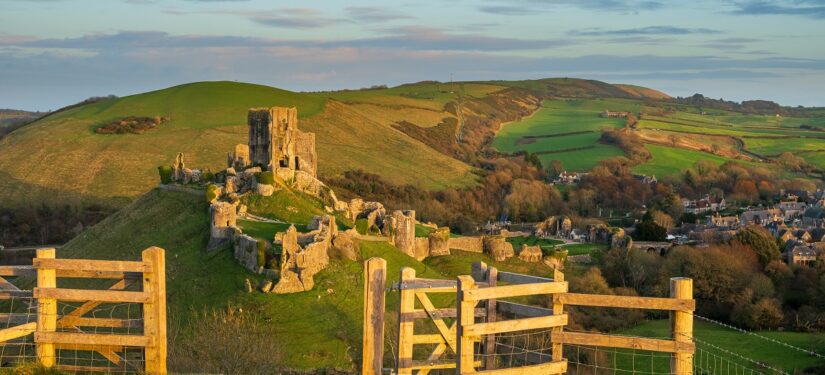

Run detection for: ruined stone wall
[[234, 234, 260, 271], [483, 235, 514, 262], [392, 210, 416, 258], [295, 131, 317, 177], [448, 236, 483, 253], [248, 109, 273, 168], [428, 227, 451, 257], [519, 244, 543, 263], [414, 238, 430, 261], [228, 144, 250, 170], [208, 201, 237, 251]]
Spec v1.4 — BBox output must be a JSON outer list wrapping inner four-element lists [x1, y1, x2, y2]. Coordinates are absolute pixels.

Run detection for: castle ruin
[[245, 107, 317, 177]]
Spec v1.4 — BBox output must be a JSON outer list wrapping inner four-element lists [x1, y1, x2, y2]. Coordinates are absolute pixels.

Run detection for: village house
[[707, 213, 739, 229], [785, 241, 819, 266], [557, 171, 585, 184], [600, 110, 630, 118], [802, 208, 825, 227], [740, 208, 782, 226], [778, 200, 807, 220], [683, 195, 726, 215]]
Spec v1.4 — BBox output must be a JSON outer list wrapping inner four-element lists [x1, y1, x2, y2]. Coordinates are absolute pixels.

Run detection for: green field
[[633, 145, 747, 177], [615, 320, 825, 372], [493, 99, 635, 171]]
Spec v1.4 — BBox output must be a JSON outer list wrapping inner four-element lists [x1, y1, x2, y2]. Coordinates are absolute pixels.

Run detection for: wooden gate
[[361, 258, 695, 375], [0, 247, 167, 374]]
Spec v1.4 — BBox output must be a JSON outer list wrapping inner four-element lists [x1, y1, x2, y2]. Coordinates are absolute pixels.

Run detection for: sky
[[1, 0, 824, 111]]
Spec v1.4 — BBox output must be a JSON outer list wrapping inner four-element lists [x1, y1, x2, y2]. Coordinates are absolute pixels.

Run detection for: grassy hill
[[56, 187, 558, 372], [0, 81, 477, 207]]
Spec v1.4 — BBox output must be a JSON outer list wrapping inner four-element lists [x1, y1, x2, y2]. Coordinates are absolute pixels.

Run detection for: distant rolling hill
[[0, 78, 671, 207]]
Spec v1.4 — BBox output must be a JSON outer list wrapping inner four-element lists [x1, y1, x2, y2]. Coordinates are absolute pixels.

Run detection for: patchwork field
[[493, 99, 636, 171]]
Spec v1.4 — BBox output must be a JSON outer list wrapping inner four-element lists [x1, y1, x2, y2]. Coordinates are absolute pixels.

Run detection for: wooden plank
[[33, 258, 150, 273], [361, 258, 386, 375], [56, 365, 123, 373], [0, 265, 35, 277], [551, 331, 695, 353], [56, 269, 141, 280], [464, 282, 568, 301], [412, 360, 481, 370], [497, 301, 553, 318], [36, 331, 152, 348], [671, 277, 695, 375], [464, 314, 568, 336], [34, 288, 150, 303], [473, 360, 567, 375], [456, 275, 477, 374], [555, 293, 695, 311], [497, 271, 553, 285], [551, 269, 565, 364], [0, 322, 36, 342], [406, 307, 486, 320], [55, 343, 125, 352], [415, 291, 457, 350], [412, 334, 446, 344], [57, 278, 132, 329], [143, 247, 168, 375], [484, 266, 498, 371], [0, 276, 22, 291], [57, 317, 143, 329], [35, 248, 57, 368], [0, 290, 33, 299], [396, 267, 416, 375]]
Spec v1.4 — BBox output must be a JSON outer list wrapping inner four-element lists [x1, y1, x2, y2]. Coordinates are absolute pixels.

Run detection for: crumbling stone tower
[[247, 107, 317, 177]]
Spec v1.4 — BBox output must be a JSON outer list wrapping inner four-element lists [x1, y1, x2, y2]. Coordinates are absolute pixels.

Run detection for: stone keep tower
[[247, 107, 317, 177]]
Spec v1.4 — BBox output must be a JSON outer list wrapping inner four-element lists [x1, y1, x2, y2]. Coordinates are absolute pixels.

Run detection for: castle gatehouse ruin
[[246, 107, 317, 177]]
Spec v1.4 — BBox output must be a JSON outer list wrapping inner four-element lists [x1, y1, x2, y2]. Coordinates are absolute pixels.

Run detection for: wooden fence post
[[483, 266, 497, 370], [552, 268, 565, 363], [396, 267, 416, 375], [456, 275, 476, 374], [143, 247, 167, 374], [670, 277, 693, 375], [35, 248, 57, 368], [362, 258, 387, 375]]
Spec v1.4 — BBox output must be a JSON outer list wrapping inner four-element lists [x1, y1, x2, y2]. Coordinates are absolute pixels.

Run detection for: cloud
[[15, 28, 566, 52], [344, 6, 412, 23], [478, 0, 665, 14], [249, 8, 340, 29], [3, 30, 825, 109], [477, 5, 536, 15], [730, 0, 825, 18], [572, 26, 722, 36]]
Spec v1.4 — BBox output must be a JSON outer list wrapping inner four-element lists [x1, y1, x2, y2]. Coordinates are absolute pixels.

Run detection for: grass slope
[[0, 81, 475, 207], [56, 188, 560, 370], [620, 320, 825, 372]]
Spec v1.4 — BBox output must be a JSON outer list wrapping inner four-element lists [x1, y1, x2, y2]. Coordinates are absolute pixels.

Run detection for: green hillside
[[0, 81, 477, 207], [56, 187, 558, 372]]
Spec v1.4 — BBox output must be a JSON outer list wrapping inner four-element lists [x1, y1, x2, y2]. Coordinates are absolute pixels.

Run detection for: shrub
[[96, 116, 167, 135], [255, 171, 275, 185], [158, 166, 173, 184], [202, 171, 214, 182], [168, 308, 282, 374], [355, 218, 369, 235], [205, 184, 220, 203]]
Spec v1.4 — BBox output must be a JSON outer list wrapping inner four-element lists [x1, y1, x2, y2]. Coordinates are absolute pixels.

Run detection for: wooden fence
[[0, 247, 167, 374], [361, 258, 695, 375]]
